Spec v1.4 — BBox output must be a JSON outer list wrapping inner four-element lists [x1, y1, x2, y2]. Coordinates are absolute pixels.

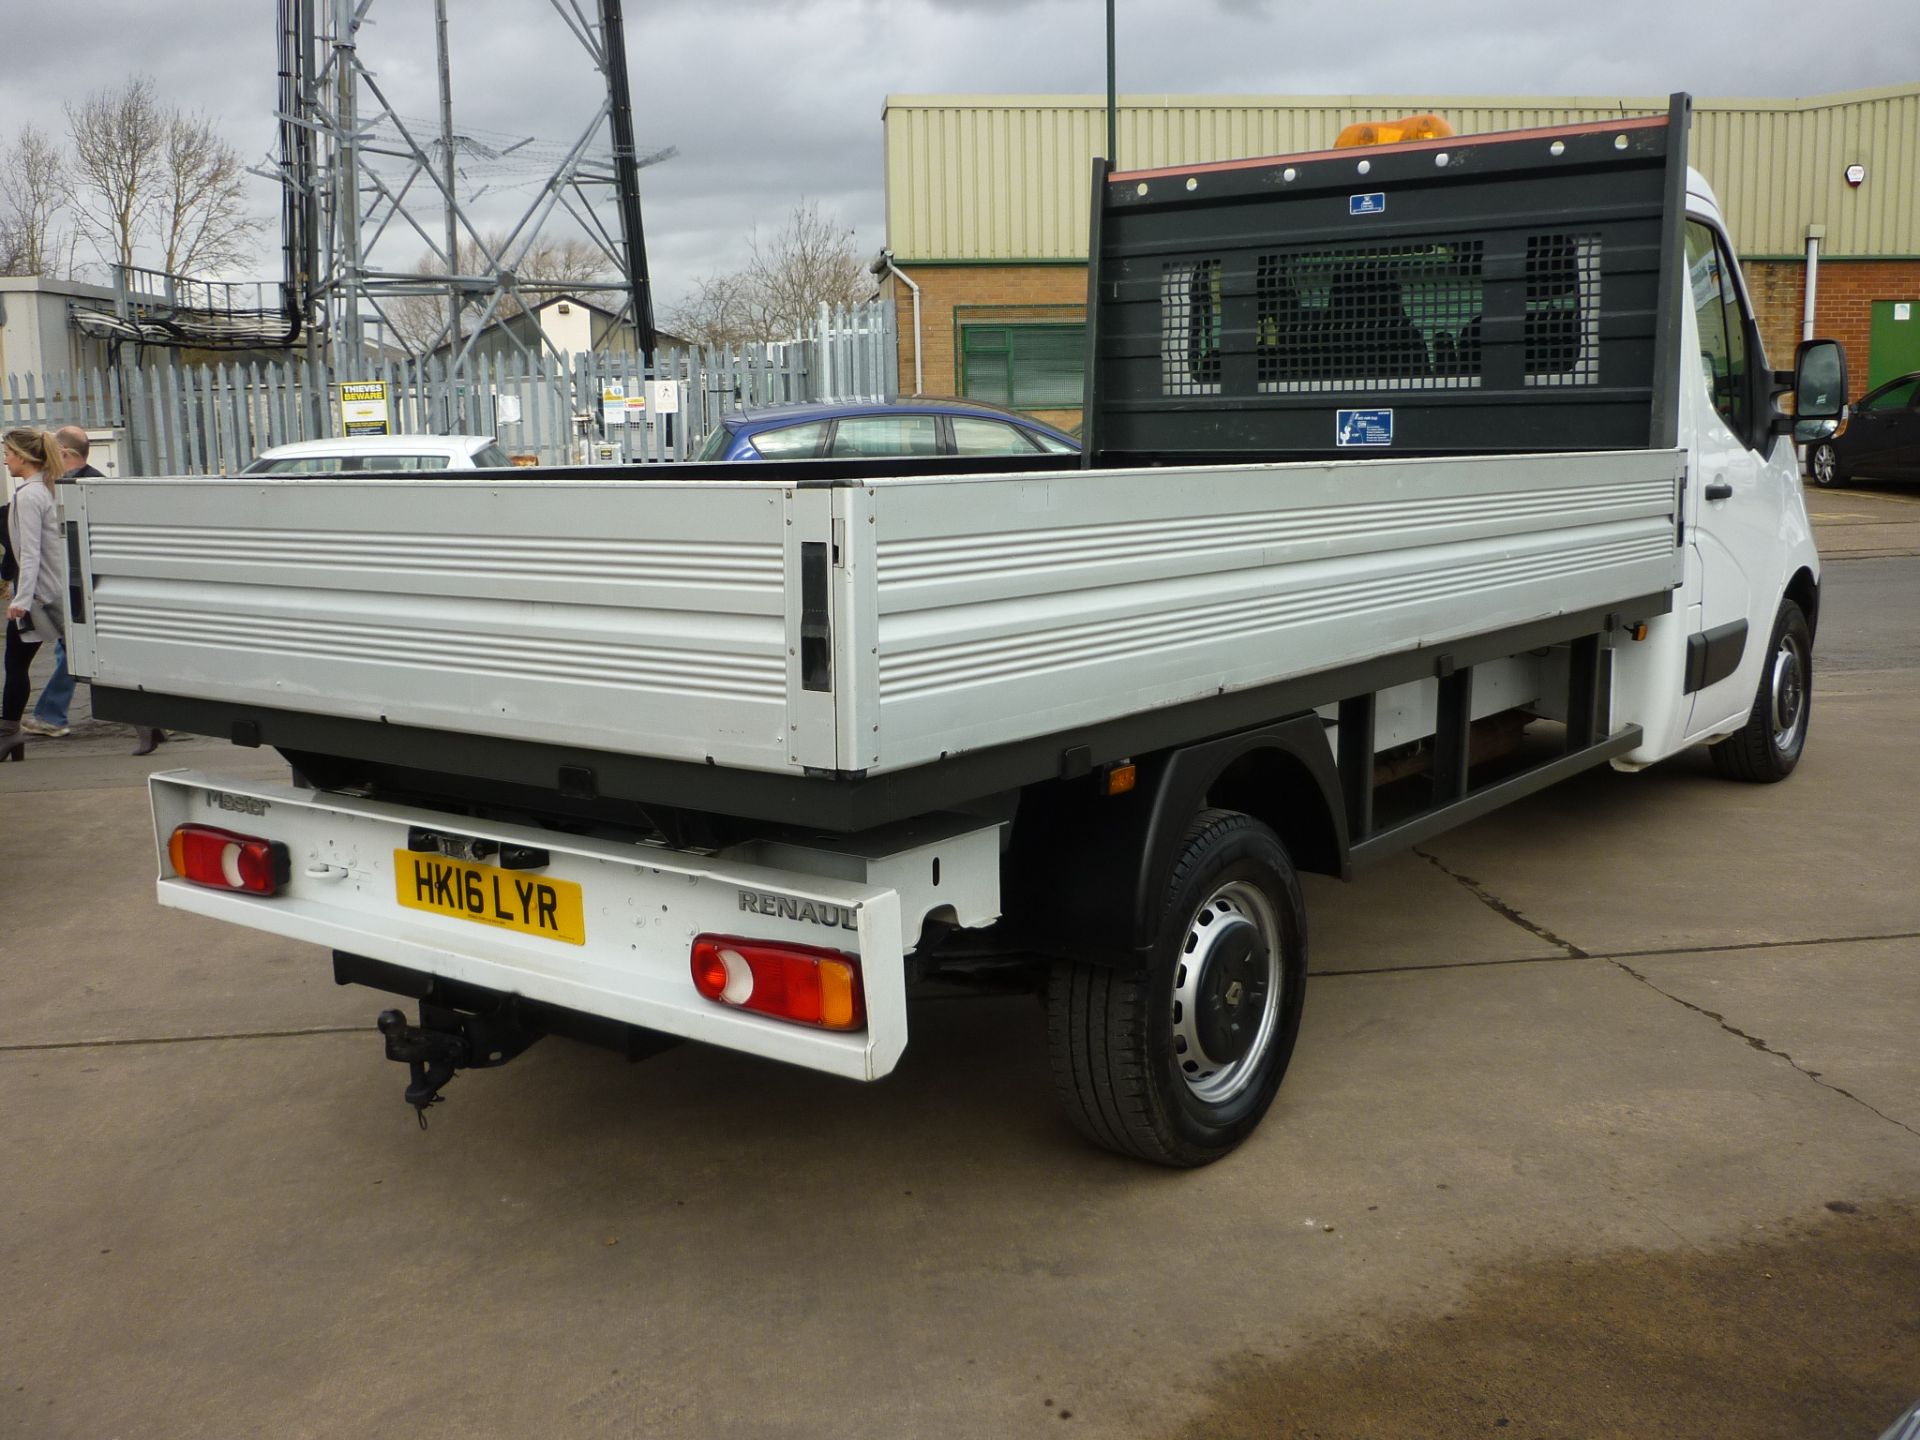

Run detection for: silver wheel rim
[[1811, 446, 1835, 486], [1169, 879, 1283, 1105], [1769, 630, 1807, 754]]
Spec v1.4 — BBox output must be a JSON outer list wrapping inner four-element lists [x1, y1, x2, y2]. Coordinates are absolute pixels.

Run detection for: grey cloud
[[0, 0, 1906, 313]]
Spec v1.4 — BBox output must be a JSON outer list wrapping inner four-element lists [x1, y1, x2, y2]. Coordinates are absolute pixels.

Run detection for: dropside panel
[[70, 476, 812, 775], [865, 449, 1683, 775]]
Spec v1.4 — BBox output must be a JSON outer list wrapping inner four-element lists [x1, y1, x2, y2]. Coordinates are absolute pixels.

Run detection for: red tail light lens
[[167, 825, 291, 896], [690, 935, 865, 1031]]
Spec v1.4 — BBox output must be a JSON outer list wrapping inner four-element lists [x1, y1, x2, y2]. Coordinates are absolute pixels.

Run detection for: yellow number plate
[[394, 851, 586, 946]]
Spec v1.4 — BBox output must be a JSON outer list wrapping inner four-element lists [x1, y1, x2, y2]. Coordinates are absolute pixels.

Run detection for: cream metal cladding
[[883, 85, 1920, 262]]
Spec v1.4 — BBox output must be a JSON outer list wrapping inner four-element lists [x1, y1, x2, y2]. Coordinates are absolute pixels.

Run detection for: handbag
[[22, 597, 65, 645]]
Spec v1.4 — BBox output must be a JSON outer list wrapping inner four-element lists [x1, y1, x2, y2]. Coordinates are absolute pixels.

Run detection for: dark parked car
[[1808, 371, 1920, 487], [691, 398, 1079, 463]]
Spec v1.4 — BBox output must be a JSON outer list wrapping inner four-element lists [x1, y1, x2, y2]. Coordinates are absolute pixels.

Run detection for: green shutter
[[961, 323, 1085, 410]]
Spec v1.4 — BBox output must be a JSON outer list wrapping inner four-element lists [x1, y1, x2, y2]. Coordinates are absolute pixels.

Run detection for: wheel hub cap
[[1770, 637, 1806, 749], [1169, 881, 1284, 1104]]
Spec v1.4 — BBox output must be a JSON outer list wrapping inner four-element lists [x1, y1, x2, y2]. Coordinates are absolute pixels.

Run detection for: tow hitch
[[376, 1001, 544, 1126]]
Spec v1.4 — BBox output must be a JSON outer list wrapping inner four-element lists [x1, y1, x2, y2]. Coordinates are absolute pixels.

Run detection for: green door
[[1867, 299, 1920, 390]]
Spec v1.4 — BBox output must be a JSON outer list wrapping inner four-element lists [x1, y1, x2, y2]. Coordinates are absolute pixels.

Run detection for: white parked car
[[241, 434, 513, 474]]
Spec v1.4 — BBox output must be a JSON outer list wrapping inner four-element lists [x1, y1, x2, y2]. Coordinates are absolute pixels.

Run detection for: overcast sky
[[0, 0, 1910, 319]]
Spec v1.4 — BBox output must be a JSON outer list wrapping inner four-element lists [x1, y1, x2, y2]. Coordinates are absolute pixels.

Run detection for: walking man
[[19, 426, 102, 738]]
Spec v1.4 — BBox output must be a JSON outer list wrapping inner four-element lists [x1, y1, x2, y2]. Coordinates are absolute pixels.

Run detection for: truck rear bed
[[71, 448, 1682, 820]]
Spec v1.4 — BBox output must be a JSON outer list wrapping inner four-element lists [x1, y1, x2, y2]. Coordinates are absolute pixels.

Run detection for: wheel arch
[[1201, 738, 1346, 882], [1003, 713, 1346, 966], [1785, 566, 1820, 641]]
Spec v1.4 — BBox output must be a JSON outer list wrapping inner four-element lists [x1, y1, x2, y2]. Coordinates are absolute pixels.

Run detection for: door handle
[[1704, 481, 1734, 501]]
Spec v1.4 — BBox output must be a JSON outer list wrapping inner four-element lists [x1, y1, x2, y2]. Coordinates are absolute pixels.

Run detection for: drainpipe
[[1798, 224, 1824, 471], [870, 248, 922, 396], [1801, 224, 1823, 343]]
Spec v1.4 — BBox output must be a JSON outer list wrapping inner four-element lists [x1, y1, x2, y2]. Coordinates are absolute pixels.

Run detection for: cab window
[[248, 456, 347, 474], [747, 422, 827, 459], [952, 417, 1041, 456], [828, 416, 940, 458], [1685, 221, 1752, 442], [1860, 377, 1920, 412], [692, 423, 737, 461], [364, 454, 451, 471]]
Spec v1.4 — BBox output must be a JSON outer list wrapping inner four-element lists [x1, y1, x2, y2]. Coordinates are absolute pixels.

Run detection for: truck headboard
[[1083, 94, 1691, 464]]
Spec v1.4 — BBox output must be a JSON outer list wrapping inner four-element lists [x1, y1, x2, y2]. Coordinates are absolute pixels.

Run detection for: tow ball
[[376, 1002, 543, 1126]]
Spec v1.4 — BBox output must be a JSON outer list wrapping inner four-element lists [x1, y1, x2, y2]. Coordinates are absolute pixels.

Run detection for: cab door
[[1683, 219, 1784, 735]]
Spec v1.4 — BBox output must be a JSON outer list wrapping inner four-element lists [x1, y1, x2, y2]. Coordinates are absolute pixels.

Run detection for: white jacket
[[6, 473, 65, 639]]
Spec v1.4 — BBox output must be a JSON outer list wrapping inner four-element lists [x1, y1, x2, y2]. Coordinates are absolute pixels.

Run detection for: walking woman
[[2, 428, 68, 761]]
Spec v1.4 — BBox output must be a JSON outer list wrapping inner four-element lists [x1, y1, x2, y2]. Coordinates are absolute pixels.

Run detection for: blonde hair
[[3, 427, 66, 489]]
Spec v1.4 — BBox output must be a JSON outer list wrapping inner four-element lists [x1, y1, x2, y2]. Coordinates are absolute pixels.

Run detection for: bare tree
[[382, 231, 615, 355], [156, 110, 264, 277], [65, 76, 263, 279], [0, 126, 69, 277], [668, 200, 875, 349], [744, 200, 874, 339], [664, 270, 759, 351], [65, 76, 165, 274]]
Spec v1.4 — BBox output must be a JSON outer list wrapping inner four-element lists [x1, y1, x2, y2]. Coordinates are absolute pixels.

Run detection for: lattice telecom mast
[[276, 0, 669, 374]]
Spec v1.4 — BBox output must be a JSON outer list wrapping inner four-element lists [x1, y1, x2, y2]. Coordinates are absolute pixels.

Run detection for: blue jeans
[[32, 638, 75, 727]]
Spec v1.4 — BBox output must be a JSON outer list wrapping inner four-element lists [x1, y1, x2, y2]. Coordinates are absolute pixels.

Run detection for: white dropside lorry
[[68, 96, 1848, 1164]]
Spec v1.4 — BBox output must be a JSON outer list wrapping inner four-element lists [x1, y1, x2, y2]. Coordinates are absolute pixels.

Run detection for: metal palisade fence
[[0, 299, 896, 475]]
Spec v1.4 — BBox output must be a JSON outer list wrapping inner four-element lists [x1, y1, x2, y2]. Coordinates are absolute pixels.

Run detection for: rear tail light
[[167, 824, 291, 896], [690, 935, 865, 1031]]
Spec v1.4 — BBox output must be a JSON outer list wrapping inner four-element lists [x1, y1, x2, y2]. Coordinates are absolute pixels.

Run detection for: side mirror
[[1770, 338, 1848, 436]]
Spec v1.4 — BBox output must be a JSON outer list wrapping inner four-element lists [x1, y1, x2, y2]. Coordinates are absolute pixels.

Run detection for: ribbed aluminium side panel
[[76, 477, 802, 772], [865, 450, 1684, 773]]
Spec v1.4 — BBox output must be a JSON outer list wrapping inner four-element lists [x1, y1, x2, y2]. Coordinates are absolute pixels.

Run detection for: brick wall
[[1746, 258, 1920, 391], [883, 263, 1088, 426]]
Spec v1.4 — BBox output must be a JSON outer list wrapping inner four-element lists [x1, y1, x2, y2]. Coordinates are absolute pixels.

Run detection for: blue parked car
[[691, 398, 1080, 463]]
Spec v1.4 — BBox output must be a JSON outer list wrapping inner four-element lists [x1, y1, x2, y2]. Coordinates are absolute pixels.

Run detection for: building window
[[960, 322, 1086, 410]]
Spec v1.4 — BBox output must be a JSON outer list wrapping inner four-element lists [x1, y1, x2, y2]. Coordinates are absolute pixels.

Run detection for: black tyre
[[1808, 441, 1844, 488], [1710, 599, 1812, 783], [1045, 809, 1307, 1167]]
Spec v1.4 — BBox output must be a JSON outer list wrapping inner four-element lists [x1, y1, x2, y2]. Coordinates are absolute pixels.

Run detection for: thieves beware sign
[[337, 381, 391, 436]]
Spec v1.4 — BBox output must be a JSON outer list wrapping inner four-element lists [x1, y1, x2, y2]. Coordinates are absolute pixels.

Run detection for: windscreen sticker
[[1349, 192, 1386, 216], [1336, 409, 1394, 447]]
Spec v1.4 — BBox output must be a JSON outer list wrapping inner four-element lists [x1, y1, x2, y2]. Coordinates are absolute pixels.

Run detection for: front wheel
[[1710, 599, 1812, 783], [1807, 441, 1844, 488], [1045, 809, 1307, 1167]]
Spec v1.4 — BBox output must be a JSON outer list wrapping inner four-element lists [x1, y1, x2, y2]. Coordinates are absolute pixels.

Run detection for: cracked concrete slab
[[1302, 852, 1570, 974], [1416, 688, 1920, 958], [1620, 938, 1920, 1137]]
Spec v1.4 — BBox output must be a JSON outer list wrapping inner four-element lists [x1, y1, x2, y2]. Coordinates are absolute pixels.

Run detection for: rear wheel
[[1710, 599, 1811, 783], [1808, 441, 1844, 488], [1045, 809, 1307, 1167]]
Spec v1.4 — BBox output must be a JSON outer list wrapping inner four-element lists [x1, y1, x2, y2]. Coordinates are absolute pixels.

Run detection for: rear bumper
[[148, 769, 911, 1080]]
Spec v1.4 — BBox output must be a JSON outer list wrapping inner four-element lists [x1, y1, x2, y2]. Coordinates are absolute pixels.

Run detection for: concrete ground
[[3, 487, 1918, 1439]]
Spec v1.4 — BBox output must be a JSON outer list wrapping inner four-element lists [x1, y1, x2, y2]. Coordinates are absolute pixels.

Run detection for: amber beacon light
[[1334, 114, 1455, 148]]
